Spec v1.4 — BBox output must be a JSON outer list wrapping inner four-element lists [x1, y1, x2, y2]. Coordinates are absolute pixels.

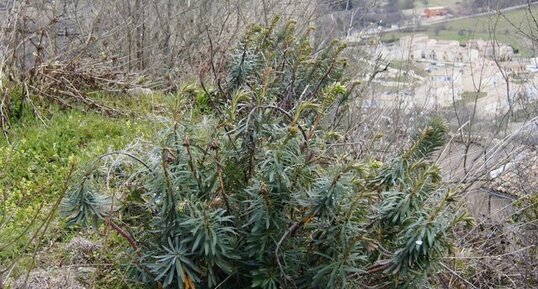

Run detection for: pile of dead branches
[[24, 57, 148, 116]]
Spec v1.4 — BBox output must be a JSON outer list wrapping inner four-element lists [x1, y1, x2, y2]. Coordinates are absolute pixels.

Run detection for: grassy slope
[[0, 92, 177, 287], [383, 6, 538, 56]]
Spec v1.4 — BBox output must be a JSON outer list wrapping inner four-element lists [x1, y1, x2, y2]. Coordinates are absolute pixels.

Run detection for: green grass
[[398, 0, 461, 10], [0, 82, 220, 287], [0, 83, 216, 288], [460, 91, 487, 99], [382, 6, 538, 56], [0, 91, 178, 287], [454, 91, 487, 106], [412, 0, 461, 10], [389, 59, 429, 77], [0, 95, 166, 261]]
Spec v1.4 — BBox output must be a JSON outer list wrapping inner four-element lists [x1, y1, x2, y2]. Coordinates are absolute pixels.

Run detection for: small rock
[[127, 87, 153, 97]]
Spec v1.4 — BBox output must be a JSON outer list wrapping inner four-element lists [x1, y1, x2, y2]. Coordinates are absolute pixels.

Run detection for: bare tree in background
[[0, 0, 322, 87]]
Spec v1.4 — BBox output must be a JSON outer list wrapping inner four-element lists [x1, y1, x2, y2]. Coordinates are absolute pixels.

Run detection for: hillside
[[0, 1, 536, 289]]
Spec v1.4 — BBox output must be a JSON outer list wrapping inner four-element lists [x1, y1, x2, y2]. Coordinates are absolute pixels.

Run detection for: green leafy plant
[[62, 20, 469, 289]]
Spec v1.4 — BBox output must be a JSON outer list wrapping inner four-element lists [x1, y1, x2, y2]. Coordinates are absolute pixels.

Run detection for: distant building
[[502, 61, 527, 75], [469, 39, 514, 60], [395, 35, 514, 64], [398, 35, 472, 63], [424, 7, 448, 18]]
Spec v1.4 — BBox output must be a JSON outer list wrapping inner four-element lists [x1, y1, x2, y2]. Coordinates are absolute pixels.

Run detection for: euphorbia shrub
[[62, 20, 471, 289]]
